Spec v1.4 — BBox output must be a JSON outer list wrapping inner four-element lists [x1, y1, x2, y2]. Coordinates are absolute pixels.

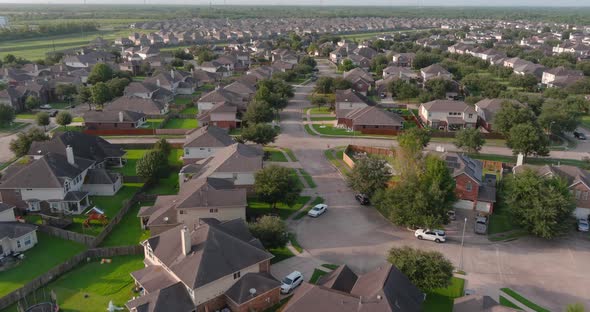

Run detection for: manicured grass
[[52, 125, 84, 132], [293, 196, 324, 220], [310, 116, 336, 121], [15, 113, 37, 120], [309, 269, 329, 284], [114, 149, 182, 176], [469, 153, 590, 169], [289, 168, 306, 190], [162, 118, 198, 129], [304, 124, 317, 136], [229, 128, 242, 136], [247, 196, 311, 220], [72, 117, 84, 122], [0, 232, 86, 298], [501, 288, 550, 312], [283, 148, 298, 162], [423, 277, 465, 312], [168, 149, 184, 167], [500, 296, 523, 310], [179, 106, 198, 115], [264, 148, 289, 162], [308, 106, 332, 115], [312, 124, 361, 136], [269, 246, 295, 264], [144, 118, 164, 129], [174, 96, 193, 106], [67, 185, 142, 236], [289, 234, 303, 253], [0, 122, 28, 133], [145, 172, 179, 196], [298, 168, 317, 188], [321, 264, 340, 270], [100, 200, 153, 247]]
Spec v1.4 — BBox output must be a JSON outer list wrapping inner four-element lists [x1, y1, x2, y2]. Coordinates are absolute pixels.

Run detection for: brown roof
[[453, 295, 520, 312], [184, 126, 235, 148], [181, 143, 263, 179], [105, 96, 166, 115], [346, 106, 404, 127], [335, 89, 368, 104], [421, 100, 475, 114], [224, 272, 280, 305], [318, 265, 358, 293]]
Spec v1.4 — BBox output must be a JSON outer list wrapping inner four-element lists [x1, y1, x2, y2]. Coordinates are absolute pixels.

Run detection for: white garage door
[[476, 201, 491, 214], [454, 200, 474, 210], [574, 207, 590, 219]]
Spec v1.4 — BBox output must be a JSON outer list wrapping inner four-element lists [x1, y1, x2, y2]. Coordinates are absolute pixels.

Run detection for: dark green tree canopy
[[254, 165, 302, 209], [347, 156, 391, 197], [387, 246, 454, 291], [248, 216, 289, 249]]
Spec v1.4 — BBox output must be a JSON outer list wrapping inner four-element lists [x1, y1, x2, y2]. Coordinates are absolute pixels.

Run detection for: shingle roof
[[28, 131, 125, 163], [125, 282, 194, 312], [83, 110, 145, 123], [421, 100, 475, 114], [225, 272, 280, 304], [0, 203, 15, 214], [181, 143, 263, 179], [84, 169, 120, 185], [105, 96, 166, 115], [0, 222, 37, 240], [346, 106, 404, 127], [318, 265, 358, 293], [421, 63, 450, 75], [184, 125, 235, 148], [442, 153, 483, 185]]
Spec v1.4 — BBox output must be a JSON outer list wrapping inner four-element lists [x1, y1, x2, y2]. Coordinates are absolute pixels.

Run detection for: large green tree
[[454, 128, 486, 153], [507, 123, 549, 158], [387, 246, 454, 291], [9, 128, 49, 157], [87, 63, 114, 85], [493, 102, 536, 135], [136, 149, 167, 182], [240, 124, 279, 146], [347, 157, 391, 197], [55, 111, 72, 129], [503, 170, 575, 238], [90, 82, 112, 105], [36, 112, 50, 131], [25, 96, 40, 110], [248, 216, 289, 249], [254, 165, 302, 209], [244, 100, 274, 125], [0, 105, 15, 126], [538, 99, 580, 134]]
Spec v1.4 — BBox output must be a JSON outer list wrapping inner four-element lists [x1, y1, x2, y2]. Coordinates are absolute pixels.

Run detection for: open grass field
[[99, 200, 154, 247], [162, 118, 198, 129], [0, 232, 86, 298], [0, 122, 28, 134], [247, 196, 311, 220], [423, 277, 465, 312], [179, 106, 198, 115]]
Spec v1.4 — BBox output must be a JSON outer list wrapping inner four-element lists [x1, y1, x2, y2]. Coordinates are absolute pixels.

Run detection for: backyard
[[423, 277, 465, 312], [113, 149, 183, 177], [0, 233, 86, 298], [162, 118, 198, 129], [99, 201, 154, 247]]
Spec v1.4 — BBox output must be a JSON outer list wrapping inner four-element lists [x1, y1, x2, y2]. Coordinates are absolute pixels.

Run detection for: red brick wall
[[259, 260, 270, 273], [199, 294, 227, 312], [85, 122, 137, 129], [226, 288, 280, 312], [210, 121, 237, 129], [454, 173, 479, 203], [571, 183, 590, 209]]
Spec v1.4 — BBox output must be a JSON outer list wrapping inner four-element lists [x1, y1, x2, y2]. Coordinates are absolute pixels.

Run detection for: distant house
[[126, 219, 279, 312], [541, 66, 584, 86], [442, 153, 496, 214], [513, 62, 545, 78], [281, 264, 424, 312], [197, 103, 239, 130], [419, 100, 477, 131], [183, 126, 235, 163], [83, 110, 147, 130], [474, 98, 519, 132], [105, 96, 169, 116], [343, 68, 374, 95], [339, 106, 405, 135], [420, 64, 452, 81], [513, 164, 590, 219], [382, 66, 419, 81], [0, 87, 24, 112], [0, 203, 38, 257], [334, 89, 370, 123], [392, 52, 416, 67]]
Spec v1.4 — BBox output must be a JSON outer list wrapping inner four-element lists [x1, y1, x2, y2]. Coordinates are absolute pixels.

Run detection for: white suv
[[281, 271, 304, 294], [415, 229, 446, 243]]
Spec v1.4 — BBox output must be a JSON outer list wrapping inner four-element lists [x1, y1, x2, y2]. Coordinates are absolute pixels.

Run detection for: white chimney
[[516, 153, 524, 167], [156, 79, 161, 87], [66, 145, 75, 165], [181, 226, 191, 256], [118, 111, 124, 123], [170, 69, 175, 79]]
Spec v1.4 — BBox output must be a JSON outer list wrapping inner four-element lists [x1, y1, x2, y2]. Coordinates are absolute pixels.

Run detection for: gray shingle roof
[[125, 282, 194, 312], [83, 110, 145, 123], [346, 106, 404, 127], [318, 264, 358, 293], [184, 125, 235, 148], [225, 272, 280, 304], [0, 222, 37, 240], [28, 131, 125, 163]]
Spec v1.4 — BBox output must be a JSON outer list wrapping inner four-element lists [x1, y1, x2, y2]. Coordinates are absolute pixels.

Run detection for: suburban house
[[419, 100, 477, 131], [179, 143, 263, 189], [474, 98, 519, 132], [183, 126, 235, 164], [420, 64, 452, 81], [138, 177, 247, 235], [513, 164, 590, 219], [453, 295, 520, 312], [281, 264, 425, 312], [513, 62, 545, 78], [197, 87, 247, 112], [343, 68, 375, 95], [0, 202, 38, 257], [339, 106, 405, 135], [442, 153, 496, 214], [83, 110, 147, 130], [105, 96, 169, 116], [0, 132, 125, 214], [0, 87, 24, 112], [126, 219, 279, 312], [335, 89, 370, 123], [197, 103, 239, 130], [382, 66, 419, 81], [541, 66, 584, 85], [392, 52, 416, 67]]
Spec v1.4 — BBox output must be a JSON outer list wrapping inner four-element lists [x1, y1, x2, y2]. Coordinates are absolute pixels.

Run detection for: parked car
[[48, 110, 58, 117], [355, 194, 370, 205], [447, 210, 456, 221], [574, 131, 587, 140], [414, 229, 446, 243], [40, 104, 52, 109], [578, 219, 589, 232], [308, 204, 327, 217], [281, 271, 303, 294], [474, 216, 488, 234]]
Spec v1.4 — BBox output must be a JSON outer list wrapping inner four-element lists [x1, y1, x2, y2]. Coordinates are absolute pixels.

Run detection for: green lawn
[[247, 196, 311, 220], [293, 196, 324, 220], [72, 117, 84, 122], [283, 148, 298, 162], [308, 106, 332, 115], [264, 148, 288, 162], [269, 246, 295, 264], [144, 118, 164, 129], [0, 122, 28, 133], [100, 201, 153, 247], [423, 277, 465, 312], [114, 149, 182, 176], [289, 234, 303, 253], [168, 149, 184, 167], [67, 185, 142, 236], [15, 113, 37, 120], [312, 124, 361, 136], [500, 296, 523, 310], [582, 115, 590, 130], [174, 96, 193, 106], [298, 168, 317, 188], [310, 116, 336, 121], [501, 288, 550, 312], [179, 106, 198, 115], [162, 118, 198, 129], [321, 264, 340, 270], [145, 172, 179, 196], [289, 168, 305, 190], [304, 124, 317, 136], [309, 269, 329, 284], [0, 232, 86, 298]]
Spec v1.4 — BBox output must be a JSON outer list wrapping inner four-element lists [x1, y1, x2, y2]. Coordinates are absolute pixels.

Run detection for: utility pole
[[459, 217, 467, 271]]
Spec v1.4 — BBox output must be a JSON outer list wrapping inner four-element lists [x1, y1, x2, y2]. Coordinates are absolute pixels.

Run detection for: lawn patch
[[179, 106, 198, 115], [0, 122, 27, 133], [269, 246, 294, 264], [499, 296, 523, 310], [145, 172, 179, 196], [264, 148, 288, 162], [310, 116, 336, 121], [114, 149, 182, 176], [144, 118, 164, 129], [15, 113, 37, 120], [289, 168, 305, 190], [298, 169, 316, 188], [229, 128, 242, 136], [293, 197, 324, 220], [312, 124, 361, 136], [247, 196, 311, 220], [309, 269, 329, 284], [174, 96, 193, 106], [288, 234, 303, 253], [282, 148, 298, 162], [0, 232, 86, 298], [501, 288, 550, 312], [423, 277, 465, 312], [100, 201, 153, 247], [321, 264, 340, 270], [162, 118, 198, 129], [303, 124, 317, 136], [308, 106, 332, 115]]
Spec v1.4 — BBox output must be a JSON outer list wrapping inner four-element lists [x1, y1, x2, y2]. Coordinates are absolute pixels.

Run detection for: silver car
[[578, 219, 589, 232]]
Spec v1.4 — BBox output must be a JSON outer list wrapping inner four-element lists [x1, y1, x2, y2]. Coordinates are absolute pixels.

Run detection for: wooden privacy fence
[[0, 245, 143, 310]]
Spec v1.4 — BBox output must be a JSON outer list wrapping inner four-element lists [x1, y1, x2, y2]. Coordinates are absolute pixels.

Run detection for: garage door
[[574, 207, 590, 219], [454, 200, 474, 210], [476, 201, 491, 214]]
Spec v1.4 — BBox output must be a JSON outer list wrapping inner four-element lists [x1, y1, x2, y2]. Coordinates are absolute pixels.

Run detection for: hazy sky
[[0, 0, 587, 6]]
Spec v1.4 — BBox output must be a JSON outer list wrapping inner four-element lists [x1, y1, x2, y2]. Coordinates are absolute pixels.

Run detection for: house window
[[466, 182, 473, 192], [576, 190, 582, 199], [185, 149, 190, 155], [468, 114, 473, 118], [17, 240, 21, 248], [179, 210, 185, 214], [584, 192, 589, 201], [233, 271, 241, 279], [25, 238, 31, 246], [210, 208, 218, 213]]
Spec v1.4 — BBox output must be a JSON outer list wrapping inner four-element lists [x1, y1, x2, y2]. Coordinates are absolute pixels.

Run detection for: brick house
[[83, 110, 147, 130], [339, 106, 405, 135], [419, 100, 477, 131], [474, 99, 520, 132], [126, 219, 280, 312], [334, 89, 370, 124], [343, 68, 374, 96], [183, 126, 235, 163]]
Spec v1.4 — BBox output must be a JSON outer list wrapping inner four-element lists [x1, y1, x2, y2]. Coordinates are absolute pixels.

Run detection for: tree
[[509, 73, 538, 91], [299, 55, 317, 68], [9, 128, 49, 157], [136, 149, 167, 182], [387, 246, 454, 291], [248, 216, 289, 249], [87, 63, 114, 85], [0, 105, 16, 125], [244, 100, 274, 124], [55, 111, 72, 129], [314, 77, 334, 94], [90, 82, 112, 105], [25, 96, 40, 110], [311, 95, 328, 109], [347, 157, 391, 197], [77, 85, 92, 107], [493, 102, 536, 135], [36, 112, 50, 131], [106, 77, 130, 98], [454, 128, 485, 153], [240, 124, 279, 146], [153, 138, 171, 156], [538, 99, 580, 134], [424, 78, 453, 99], [56, 84, 78, 102], [412, 52, 442, 70], [507, 123, 549, 158], [338, 59, 356, 72], [503, 170, 575, 238], [3, 54, 16, 64], [254, 165, 302, 209], [332, 77, 352, 90]]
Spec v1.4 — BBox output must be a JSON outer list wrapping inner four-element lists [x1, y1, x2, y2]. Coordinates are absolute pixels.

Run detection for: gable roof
[[181, 143, 263, 178], [514, 164, 590, 188], [0, 222, 37, 240], [125, 282, 194, 312], [475, 98, 520, 123], [28, 131, 124, 163], [346, 106, 404, 127], [335, 89, 369, 104], [225, 272, 280, 304], [343, 67, 374, 83], [184, 125, 235, 148], [105, 96, 166, 115], [83, 110, 145, 124], [421, 100, 475, 114], [442, 153, 483, 185], [318, 265, 358, 293], [421, 63, 451, 75]]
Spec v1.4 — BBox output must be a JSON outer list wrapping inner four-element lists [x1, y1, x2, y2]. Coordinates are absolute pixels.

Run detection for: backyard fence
[[0, 246, 143, 310], [36, 225, 95, 247]]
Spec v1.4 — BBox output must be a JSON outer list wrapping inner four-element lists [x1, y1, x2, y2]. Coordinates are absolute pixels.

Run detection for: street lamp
[[459, 217, 467, 271]]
